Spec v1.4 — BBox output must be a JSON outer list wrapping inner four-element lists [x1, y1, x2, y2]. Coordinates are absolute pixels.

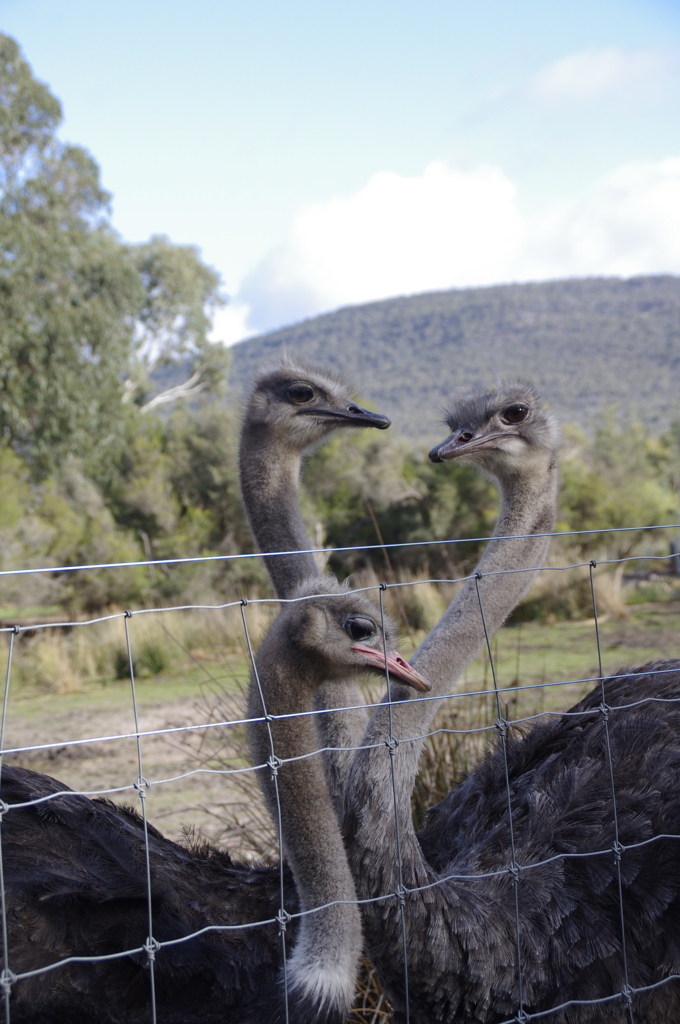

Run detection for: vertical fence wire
[[588, 561, 635, 1024], [0, 628, 18, 1022], [474, 572, 526, 1022], [123, 611, 158, 1024], [378, 583, 411, 1024], [239, 598, 291, 1024]]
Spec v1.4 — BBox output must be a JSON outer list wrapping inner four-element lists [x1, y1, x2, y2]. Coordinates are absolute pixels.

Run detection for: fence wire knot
[[124, 609, 132, 618], [385, 736, 399, 756], [474, 571, 483, 580], [0, 799, 9, 818], [612, 840, 625, 862], [496, 717, 509, 739], [379, 582, 387, 591], [621, 983, 633, 1006], [144, 936, 161, 962], [0, 969, 16, 993], [589, 559, 597, 568], [276, 908, 291, 933], [394, 884, 408, 907], [240, 597, 248, 607], [267, 754, 283, 777], [135, 776, 151, 793], [10, 624, 19, 635], [508, 861, 522, 882], [599, 702, 611, 721], [515, 1010, 530, 1023]]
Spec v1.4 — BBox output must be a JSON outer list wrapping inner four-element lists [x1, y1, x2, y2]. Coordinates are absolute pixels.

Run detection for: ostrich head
[[428, 381, 560, 481], [244, 357, 391, 450], [256, 576, 430, 695]]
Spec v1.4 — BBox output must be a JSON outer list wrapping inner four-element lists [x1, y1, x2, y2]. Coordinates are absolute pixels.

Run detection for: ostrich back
[[0, 766, 299, 1022], [377, 660, 680, 1023]]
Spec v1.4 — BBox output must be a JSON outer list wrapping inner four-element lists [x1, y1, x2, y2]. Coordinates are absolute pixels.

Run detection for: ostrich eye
[[344, 615, 377, 642], [501, 403, 529, 424], [287, 382, 316, 405]]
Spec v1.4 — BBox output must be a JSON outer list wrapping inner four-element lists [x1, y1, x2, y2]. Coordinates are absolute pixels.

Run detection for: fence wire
[[0, 524, 678, 1023]]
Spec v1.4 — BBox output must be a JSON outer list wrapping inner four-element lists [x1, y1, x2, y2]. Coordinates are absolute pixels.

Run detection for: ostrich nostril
[[347, 404, 362, 415]]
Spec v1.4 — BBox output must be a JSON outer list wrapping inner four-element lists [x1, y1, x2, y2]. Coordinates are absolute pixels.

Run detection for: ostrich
[[239, 357, 391, 599], [0, 582, 428, 1024], [341, 381, 680, 1022], [239, 358, 391, 804]]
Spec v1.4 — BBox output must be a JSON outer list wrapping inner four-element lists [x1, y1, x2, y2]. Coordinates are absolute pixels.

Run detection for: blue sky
[[3, 0, 680, 342]]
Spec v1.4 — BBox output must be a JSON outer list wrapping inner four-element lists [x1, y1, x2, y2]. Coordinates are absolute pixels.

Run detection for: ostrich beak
[[299, 404, 391, 430], [429, 429, 519, 462], [352, 643, 431, 692]]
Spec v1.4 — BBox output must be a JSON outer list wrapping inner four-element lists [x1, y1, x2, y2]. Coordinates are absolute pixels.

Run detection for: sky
[[2, 0, 680, 344]]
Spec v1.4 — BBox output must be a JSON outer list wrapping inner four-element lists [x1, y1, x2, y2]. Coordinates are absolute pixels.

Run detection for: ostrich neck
[[248, 662, 362, 1011], [240, 427, 368, 809], [344, 464, 558, 955], [239, 433, 318, 600], [411, 466, 558, 692]]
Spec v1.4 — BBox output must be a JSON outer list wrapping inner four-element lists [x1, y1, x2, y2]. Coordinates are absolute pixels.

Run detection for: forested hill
[[229, 275, 680, 439]]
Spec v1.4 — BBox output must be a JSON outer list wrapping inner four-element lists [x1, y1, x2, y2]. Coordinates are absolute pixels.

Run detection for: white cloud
[[528, 47, 671, 103], [209, 302, 255, 346], [238, 162, 526, 332], [230, 156, 680, 339], [525, 157, 680, 277]]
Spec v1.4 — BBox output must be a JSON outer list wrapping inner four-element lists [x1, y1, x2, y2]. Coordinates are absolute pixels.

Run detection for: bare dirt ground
[[2, 675, 265, 850]]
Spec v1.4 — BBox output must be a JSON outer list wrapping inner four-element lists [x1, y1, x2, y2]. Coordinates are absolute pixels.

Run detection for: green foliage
[[0, 444, 31, 529], [0, 34, 61, 178], [0, 451, 148, 612], [0, 35, 228, 479], [303, 428, 497, 577], [128, 235, 228, 407], [165, 403, 245, 543], [0, 148, 143, 473], [137, 639, 171, 676], [2, 377, 677, 616], [560, 417, 678, 556], [132, 235, 224, 363]]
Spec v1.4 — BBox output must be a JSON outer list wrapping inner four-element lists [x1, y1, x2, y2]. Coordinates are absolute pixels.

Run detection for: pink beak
[[351, 643, 431, 692]]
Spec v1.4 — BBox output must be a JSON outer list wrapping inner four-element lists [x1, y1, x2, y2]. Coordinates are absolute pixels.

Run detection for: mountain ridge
[[228, 275, 680, 440]]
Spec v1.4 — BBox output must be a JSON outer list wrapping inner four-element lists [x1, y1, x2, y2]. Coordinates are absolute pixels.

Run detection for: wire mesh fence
[[0, 523, 679, 1022]]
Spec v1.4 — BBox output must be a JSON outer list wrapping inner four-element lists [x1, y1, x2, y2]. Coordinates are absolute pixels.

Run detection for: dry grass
[[349, 961, 394, 1023], [519, 551, 633, 623], [189, 675, 277, 860], [9, 601, 276, 696]]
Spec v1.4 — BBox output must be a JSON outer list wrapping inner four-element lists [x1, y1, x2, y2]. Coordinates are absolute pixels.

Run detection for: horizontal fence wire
[[0, 524, 677, 1022], [0, 521, 677, 579]]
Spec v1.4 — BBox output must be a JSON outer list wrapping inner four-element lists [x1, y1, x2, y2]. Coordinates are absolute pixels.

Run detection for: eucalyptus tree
[[0, 34, 227, 480]]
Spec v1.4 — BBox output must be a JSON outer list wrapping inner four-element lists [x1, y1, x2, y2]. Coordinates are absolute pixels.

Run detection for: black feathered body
[[351, 661, 680, 1022], [0, 765, 310, 1023]]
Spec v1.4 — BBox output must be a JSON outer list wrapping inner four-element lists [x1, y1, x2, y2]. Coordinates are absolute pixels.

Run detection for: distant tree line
[[1, 386, 678, 614]]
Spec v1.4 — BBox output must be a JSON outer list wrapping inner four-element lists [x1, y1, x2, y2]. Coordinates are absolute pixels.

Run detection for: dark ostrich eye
[[344, 614, 377, 642], [501, 403, 529, 424], [287, 382, 316, 405]]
